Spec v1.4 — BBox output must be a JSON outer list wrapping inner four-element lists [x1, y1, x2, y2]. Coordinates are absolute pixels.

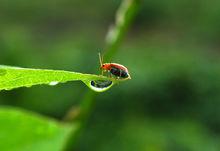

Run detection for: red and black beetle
[[99, 53, 131, 79]]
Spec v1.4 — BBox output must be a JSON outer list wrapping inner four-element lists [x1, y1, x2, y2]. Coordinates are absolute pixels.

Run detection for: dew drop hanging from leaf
[[83, 80, 114, 92]]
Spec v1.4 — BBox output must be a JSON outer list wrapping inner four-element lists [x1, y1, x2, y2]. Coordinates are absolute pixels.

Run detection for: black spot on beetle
[[110, 67, 128, 78]]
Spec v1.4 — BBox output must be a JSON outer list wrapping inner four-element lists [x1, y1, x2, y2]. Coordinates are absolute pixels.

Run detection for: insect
[[99, 53, 131, 79]]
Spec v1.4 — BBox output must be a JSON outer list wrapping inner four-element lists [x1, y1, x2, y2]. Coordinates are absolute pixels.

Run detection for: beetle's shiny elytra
[[99, 53, 131, 79]]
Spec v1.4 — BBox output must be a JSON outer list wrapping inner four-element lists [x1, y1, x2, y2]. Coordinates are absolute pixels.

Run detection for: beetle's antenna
[[98, 52, 104, 75], [98, 52, 102, 66]]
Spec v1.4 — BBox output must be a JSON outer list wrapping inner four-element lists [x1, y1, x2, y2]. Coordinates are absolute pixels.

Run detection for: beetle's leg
[[100, 69, 103, 75], [119, 69, 122, 78], [108, 70, 112, 78]]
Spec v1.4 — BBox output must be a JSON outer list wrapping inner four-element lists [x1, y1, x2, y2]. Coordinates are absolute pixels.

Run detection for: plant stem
[[63, 0, 139, 150], [63, 91, 97, 151], [104, 0, 140, 62]]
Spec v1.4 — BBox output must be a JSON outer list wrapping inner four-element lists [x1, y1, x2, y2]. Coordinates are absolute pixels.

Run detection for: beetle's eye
[[102, 65, 104, 67]]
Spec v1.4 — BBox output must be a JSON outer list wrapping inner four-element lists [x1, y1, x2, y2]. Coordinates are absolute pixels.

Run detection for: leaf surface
[[0, 107, 76, 151], [0, 65, 114, 92]]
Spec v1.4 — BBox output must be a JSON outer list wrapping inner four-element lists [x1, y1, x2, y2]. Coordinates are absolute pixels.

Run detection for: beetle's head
[[100, 64, 106, 69]]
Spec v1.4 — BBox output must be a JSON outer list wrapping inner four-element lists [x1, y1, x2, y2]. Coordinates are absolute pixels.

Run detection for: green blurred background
[[1, 0, 220, 151]]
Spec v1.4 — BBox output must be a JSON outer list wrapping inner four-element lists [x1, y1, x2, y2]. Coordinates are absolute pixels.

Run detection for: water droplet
[[25, 85, 32, 88], [0, 69, 7, 76], [49, 81, 59, 86], [91, 80, 112, 88], [5, 87, 13, 91], [84, 80, 113, 92]]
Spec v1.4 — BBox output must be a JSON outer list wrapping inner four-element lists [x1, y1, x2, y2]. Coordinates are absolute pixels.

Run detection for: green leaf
[[0, 65, 117, 92], [0, 107, 75, 151]]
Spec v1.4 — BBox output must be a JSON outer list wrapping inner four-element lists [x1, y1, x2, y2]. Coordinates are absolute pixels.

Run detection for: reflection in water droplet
[[91, 80, 112, 88], [89, 80, 113, 92], [49, 81, 59, 86], [0, 69, 7, 76]]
